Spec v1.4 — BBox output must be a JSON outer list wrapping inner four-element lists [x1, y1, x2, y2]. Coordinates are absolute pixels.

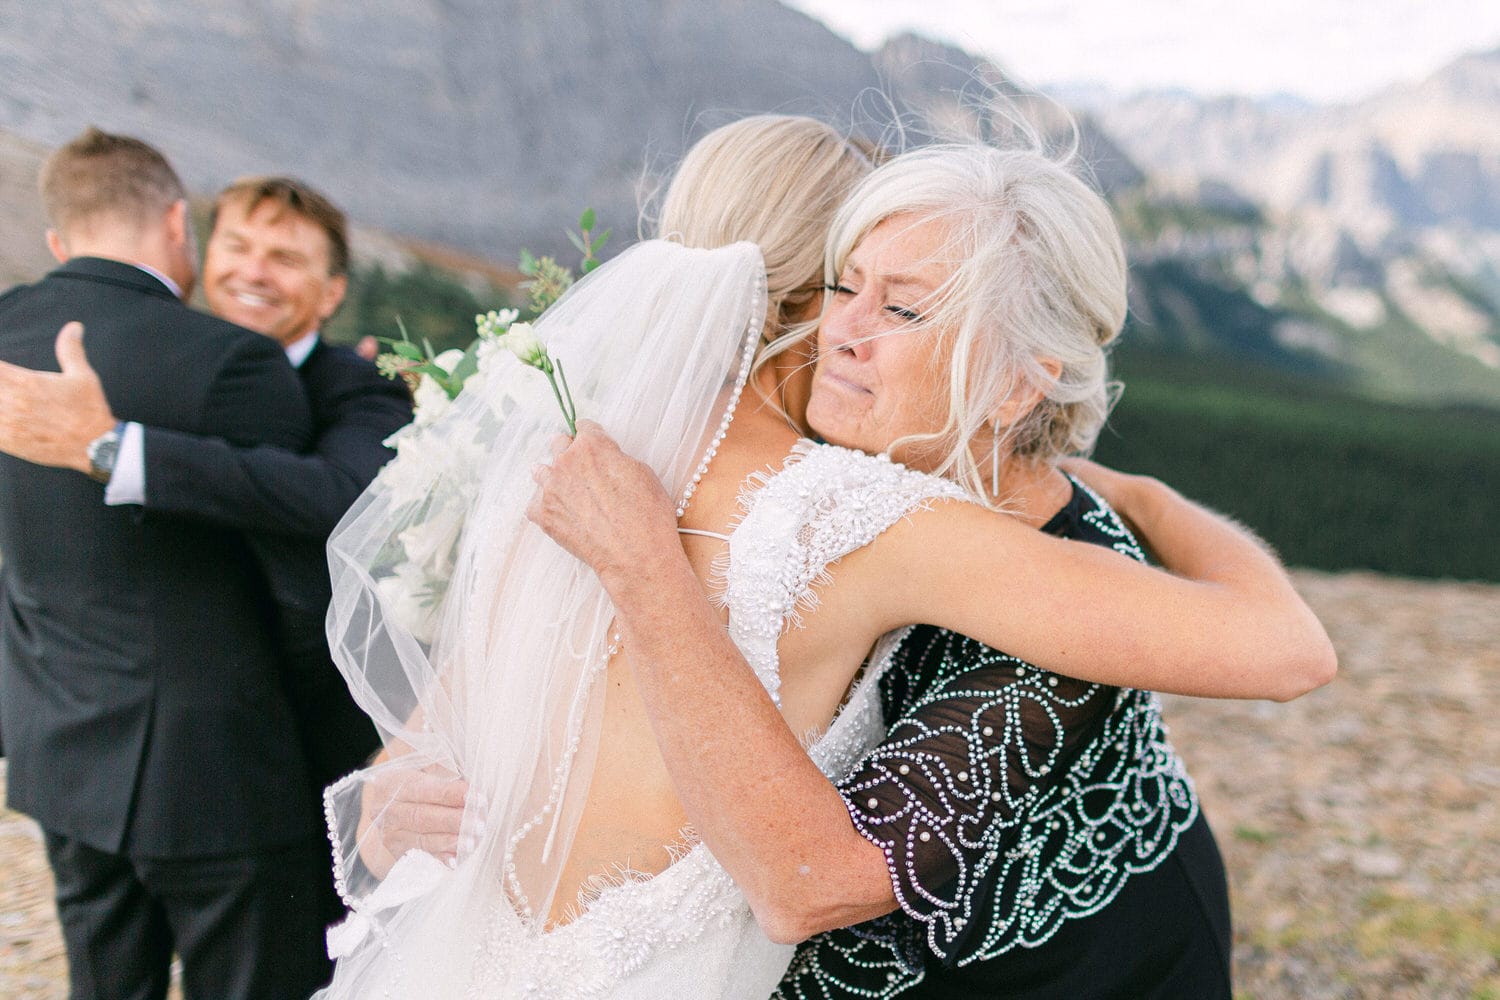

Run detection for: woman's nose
[[822, 296, 876, 361]]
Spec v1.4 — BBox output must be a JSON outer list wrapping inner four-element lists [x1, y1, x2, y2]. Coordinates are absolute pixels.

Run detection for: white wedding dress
[[316, 242, 966, 999]]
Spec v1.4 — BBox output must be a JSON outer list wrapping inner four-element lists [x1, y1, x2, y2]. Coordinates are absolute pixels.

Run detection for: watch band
[[86, 422, 125, 485]]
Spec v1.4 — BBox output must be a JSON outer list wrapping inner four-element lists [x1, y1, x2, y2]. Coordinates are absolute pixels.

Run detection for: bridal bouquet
[[370, 212, 609, 641]]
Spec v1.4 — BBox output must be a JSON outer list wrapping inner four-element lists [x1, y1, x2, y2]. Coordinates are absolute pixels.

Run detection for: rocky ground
[[2, 569, 1496, 999]]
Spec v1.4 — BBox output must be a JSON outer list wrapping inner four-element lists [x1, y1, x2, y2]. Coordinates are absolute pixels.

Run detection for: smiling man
[[207, 179, 351, 353]]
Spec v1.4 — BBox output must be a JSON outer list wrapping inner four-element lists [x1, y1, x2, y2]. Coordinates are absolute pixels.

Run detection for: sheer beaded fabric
[[777, 480, 1202, 999]]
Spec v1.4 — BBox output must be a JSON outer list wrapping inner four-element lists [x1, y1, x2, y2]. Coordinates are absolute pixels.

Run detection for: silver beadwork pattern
[[776, 479, 1200, 998]]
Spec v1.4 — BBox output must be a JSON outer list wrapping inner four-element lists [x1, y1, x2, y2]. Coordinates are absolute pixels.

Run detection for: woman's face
[[805, 213, 956, 472]]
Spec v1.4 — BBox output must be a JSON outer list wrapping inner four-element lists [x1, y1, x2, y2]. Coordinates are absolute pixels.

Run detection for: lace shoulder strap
[[720, 441, 970, 705]]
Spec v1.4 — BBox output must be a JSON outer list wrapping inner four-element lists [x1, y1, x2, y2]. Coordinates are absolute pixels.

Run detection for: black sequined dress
[[775, 479, 1232, 1000]]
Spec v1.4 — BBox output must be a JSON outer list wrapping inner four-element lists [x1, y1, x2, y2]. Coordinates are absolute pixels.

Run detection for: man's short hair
[[39, 127, 186, 235], [212, 176, 350, 277]]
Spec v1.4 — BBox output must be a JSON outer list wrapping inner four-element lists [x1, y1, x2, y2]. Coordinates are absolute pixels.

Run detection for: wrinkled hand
[[526, 420, 681, 583], [357, 758, 474, 879], [0, 322, 116, 473]]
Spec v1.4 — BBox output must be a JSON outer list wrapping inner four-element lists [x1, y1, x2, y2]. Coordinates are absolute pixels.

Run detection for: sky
[[781, 0, 1500, 103]]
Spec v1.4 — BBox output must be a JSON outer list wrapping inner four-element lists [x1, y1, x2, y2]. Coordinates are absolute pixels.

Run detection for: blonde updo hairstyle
[[824, 140, 1127, 503], [652, 114, 873, 380]]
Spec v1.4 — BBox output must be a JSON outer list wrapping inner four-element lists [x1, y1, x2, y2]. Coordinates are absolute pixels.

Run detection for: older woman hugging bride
[[324, 113, 1333, 999]]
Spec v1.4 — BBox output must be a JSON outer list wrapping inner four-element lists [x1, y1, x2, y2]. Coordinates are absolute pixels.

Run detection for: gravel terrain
[[2, 569, 1496, 999]]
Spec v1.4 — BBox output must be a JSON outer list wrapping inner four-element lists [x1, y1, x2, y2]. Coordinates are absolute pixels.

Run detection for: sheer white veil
[[317, 240, 767, 994]]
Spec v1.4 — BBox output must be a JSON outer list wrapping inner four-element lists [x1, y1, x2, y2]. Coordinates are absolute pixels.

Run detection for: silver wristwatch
[[86, 422, 124, 484]]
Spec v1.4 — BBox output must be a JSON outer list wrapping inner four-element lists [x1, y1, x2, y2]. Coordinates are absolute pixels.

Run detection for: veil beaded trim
[[316, 241, 768, 993]]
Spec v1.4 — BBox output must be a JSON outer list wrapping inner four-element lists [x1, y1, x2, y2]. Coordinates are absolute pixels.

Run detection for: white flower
[[475, 308, 520, 340], [496, 322, 546, 367], [377, 430, 447, 506], [432, 349, 466, 375], [412, 374, 452, 427], [377, 562, 443, 644], [396, 501, 465, 580]]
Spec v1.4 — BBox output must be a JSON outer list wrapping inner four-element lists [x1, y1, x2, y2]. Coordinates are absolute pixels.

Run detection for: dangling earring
[[990, 423, 1002, 500]]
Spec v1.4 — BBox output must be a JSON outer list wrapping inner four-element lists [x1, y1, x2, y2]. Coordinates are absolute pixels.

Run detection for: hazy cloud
[[784, 0, 1500, 101]]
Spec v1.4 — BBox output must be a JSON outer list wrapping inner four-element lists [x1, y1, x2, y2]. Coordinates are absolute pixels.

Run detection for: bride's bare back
[[549, 395, 896, 924]]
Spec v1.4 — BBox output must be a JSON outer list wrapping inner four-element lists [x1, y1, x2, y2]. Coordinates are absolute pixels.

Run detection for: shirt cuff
[[103, 422, 146, 506]]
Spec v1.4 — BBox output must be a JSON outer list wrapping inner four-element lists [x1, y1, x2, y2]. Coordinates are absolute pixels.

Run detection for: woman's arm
[[528, 424, 1335, 938], [873, 491, 1335, 702], [527, 425, 895, 940]]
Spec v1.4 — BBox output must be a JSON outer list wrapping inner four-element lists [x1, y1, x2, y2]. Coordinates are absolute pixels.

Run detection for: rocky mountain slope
[[1084, 49, 1500, 401], [0, 0, 879, 262], [2, 3, 1498, 405], [0, 132, 55, 287]]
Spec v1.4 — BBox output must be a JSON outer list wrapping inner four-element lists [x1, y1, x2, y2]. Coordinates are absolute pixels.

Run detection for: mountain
[[0, 131, 55, 287], [1085, 48, 1500, 404], [2, 3, 1497, 406], [0, 0, 879, 262]]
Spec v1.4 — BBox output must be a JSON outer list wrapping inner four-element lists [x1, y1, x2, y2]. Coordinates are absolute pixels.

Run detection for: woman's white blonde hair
[[824, 133, 1128, 501]]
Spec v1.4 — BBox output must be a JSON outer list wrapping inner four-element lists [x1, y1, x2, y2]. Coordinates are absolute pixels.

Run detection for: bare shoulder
[[677, 404, 802, 536]]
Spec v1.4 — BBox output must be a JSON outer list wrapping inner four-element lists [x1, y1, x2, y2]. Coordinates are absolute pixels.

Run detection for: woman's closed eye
[[826, 283, 923, 324]]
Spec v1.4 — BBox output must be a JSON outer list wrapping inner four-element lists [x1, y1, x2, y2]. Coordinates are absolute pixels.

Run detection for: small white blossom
[[432, 348, 466, 375], [475, 308, 520, 340], [411, 374, 452, 427], [496, 322, 547, 367], [377, 562, 443, 644]]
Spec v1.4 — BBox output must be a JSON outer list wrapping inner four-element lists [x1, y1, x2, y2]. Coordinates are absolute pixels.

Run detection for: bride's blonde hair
[[650, 114, 873, 407]]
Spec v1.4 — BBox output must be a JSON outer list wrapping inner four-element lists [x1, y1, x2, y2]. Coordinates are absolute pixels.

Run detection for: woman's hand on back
[[527, 420, 683, 587]]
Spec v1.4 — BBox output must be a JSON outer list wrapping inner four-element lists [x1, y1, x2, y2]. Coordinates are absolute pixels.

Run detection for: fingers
[[411, 770, 471, 810], [373, 789, 468, 863], [54, 322, 90, 376]]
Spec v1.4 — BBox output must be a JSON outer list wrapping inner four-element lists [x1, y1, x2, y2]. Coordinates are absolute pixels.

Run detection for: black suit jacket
[[140, 340, 412, 787], [0, 257, 318, 857]]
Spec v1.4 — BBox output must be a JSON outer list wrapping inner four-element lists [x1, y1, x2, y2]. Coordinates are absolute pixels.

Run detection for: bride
[[317, 117, 1332, 998]]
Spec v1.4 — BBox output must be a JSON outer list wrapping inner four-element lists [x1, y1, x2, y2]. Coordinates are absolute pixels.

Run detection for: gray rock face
[[1088, 47, 1500, 236], [0, 0, 880, 259], [4, 4, 1495, 403]]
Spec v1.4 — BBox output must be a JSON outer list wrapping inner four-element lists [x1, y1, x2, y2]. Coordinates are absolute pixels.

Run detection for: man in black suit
[[0, 175, 414, 945], [0, 129, 333, 998], [112, 176, 412, 801]]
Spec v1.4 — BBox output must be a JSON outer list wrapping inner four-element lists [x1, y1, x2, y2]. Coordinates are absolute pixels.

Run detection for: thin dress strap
[[676, 527, 732, 541]]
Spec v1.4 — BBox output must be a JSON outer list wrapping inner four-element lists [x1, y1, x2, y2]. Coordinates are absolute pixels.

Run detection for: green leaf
[[391, 341, 425, 361], [411, 362, 447, 378], [518, 248, 537, 274], [449, 348, 481, 386], [591, 228, 612, 253], [581, 259, 599, 274], [566, 230, 588, 255], [579, 207, 596, 232]]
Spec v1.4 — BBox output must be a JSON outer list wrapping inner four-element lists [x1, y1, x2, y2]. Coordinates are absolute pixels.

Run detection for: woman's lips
[[817, 367, 871, 395]]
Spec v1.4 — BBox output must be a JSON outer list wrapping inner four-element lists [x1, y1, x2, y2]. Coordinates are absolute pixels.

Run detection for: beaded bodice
[[464, 442, 968, 999], [776, 479, 1201, 999]]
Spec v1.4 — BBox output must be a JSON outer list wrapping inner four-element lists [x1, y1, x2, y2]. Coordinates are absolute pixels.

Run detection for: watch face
[[88, 428, 121, 483]]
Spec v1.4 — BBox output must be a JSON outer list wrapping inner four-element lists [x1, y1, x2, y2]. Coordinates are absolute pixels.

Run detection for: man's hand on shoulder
[[0, 322, 117, 473]]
